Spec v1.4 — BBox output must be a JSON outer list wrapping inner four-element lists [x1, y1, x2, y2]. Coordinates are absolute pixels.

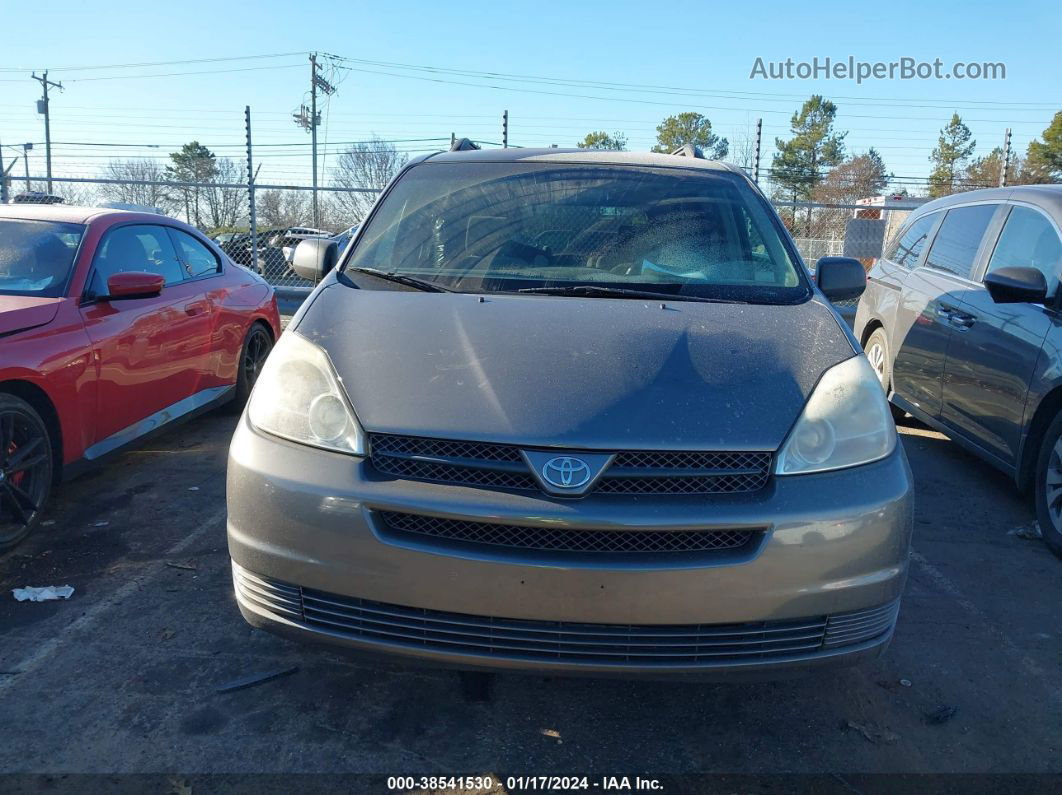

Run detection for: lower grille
[[234, 564, 898, 666], [377, 511, 758, 554]]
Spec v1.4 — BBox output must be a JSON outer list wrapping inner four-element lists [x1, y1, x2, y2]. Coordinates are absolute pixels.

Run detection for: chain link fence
[[4, 174, 926, 305]]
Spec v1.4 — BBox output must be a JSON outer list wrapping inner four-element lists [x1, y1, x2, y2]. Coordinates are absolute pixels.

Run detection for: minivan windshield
[[346, 162, 809, 303], [0, 219, 84, 297]]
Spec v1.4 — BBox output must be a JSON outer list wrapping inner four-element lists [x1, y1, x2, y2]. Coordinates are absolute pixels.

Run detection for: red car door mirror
[[105, 271, 165, 300]]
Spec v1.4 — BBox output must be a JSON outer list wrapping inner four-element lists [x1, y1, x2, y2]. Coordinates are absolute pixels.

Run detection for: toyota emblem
[[541, 456, 592, 489]]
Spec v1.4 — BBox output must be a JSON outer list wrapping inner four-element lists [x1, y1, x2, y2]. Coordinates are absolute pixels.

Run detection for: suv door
[[940, 204, 1062, 466], [890, 206, 997, 417], [80, 223, 213, 451]]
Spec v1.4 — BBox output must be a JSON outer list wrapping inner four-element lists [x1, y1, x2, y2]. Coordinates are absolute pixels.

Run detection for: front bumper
[[227, 417, 914, 677]]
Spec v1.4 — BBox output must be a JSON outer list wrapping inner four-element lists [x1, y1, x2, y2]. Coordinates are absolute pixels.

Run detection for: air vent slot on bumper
[[233, 563, 899, 667]]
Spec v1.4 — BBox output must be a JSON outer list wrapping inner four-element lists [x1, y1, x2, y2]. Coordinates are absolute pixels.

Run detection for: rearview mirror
[[984, 266, 1048, 304], [105, 271, 164, 300], [815, 256, 866, 301], [292, 238, 339, 283]]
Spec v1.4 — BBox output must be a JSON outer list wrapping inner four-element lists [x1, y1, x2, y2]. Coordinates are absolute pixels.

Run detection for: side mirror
[[815, 256, 866, 301], [105, 271, 164, 300], [292, 238, 339, 283], [984, 266, 1048, 304]]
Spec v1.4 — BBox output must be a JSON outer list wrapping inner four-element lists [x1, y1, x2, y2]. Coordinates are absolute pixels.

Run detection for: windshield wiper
[[346, 267, 453, 292], [515, 285, 747, 304]]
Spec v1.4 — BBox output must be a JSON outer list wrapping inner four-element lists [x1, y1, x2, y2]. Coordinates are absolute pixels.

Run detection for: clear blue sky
[[1, 0, 1059, 193]]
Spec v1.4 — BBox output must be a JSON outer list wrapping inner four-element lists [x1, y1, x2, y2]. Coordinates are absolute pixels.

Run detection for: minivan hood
[[0, 295, 63, 336], [297, 287, 856, 451]]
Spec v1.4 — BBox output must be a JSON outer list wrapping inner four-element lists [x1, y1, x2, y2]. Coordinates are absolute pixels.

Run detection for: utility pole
[[502, 110, 509, 148], [31, 70, 62, 193], [246, 106, 258, 271], [22, 143, 33, 192], [753, 118, 762, 184], [999, 127, 1012, 188], [309, 53, 319, 226], [0, 135, 9, 203], [293, 54, 336, 227]]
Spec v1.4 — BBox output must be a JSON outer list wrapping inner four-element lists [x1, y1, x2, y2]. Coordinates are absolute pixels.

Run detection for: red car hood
[[0, 295, 64, 336]]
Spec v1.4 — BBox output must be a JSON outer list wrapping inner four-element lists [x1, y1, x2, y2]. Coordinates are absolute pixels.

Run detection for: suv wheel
[[864, 328, 906, 422], [1034, 412, 1062, 559], [0, 394, 54, 553]]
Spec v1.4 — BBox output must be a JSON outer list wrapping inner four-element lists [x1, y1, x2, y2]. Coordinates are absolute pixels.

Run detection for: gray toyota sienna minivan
[[227, 146, 914, 678]]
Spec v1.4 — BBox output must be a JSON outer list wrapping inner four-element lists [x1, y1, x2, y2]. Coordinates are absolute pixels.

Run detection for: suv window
[[885, 212, 938, 267], [90, 224, 186, 295], [169, 229, 221, 278], [986, 206, 1062, 297], [924, 204, 998, 279]]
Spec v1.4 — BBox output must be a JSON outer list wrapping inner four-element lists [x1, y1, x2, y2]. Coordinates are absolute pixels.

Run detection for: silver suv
[[226, 147, 913, 678], [855, 185, 1062, 558]]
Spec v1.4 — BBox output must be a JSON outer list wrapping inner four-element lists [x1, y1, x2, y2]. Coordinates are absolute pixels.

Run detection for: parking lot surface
[[0, 410, 1059, 778]]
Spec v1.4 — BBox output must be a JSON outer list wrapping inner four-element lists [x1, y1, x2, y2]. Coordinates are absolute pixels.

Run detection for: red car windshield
[[0, 219, 84, 297]]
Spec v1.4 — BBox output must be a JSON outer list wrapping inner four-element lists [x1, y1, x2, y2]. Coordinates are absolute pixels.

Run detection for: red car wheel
[[0, 394, 54, 552]]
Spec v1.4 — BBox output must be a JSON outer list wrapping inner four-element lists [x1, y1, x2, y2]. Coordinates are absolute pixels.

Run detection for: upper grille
[[233, 564, 899, 667], [370, 434, 523, 463], [369, 434, 539, 491], [377, 511, 758, 555], [369, 433, 771, 496]]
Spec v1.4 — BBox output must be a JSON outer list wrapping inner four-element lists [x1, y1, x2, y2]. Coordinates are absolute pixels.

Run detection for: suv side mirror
[[292, 238, 339, 283], [984, 266, 1048, 304], [815, 256, 866, 301], [105, 271, 164, 300]]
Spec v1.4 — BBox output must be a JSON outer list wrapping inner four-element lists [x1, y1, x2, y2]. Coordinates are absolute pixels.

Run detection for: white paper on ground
[[12, 585, 75, 602]]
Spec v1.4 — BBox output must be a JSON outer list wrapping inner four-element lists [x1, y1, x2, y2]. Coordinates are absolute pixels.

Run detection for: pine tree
[[928, 114, 975, 198], [772, 96, 846, 234], [652, 113, 728, 158], [1026, 111, 1062, 183]]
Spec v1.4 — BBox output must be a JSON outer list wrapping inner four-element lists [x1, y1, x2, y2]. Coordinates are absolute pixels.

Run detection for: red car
[[0, 205, 280, 551]]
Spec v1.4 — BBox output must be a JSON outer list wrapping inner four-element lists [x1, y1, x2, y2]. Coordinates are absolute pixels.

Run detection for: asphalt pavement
[[0, 409, 1059, 782]]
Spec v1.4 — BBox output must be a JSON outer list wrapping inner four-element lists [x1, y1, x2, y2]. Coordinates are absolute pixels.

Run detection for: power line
[[326, 54, 1061, 110], [0, 63, 305, 84], [328, 62, 1056, 125], [0, 52, 307, 73]]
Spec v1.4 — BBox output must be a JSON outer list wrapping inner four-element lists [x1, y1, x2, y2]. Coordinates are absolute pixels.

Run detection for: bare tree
[[257, 188, 313, 229], [202, 158, 247, 231], [728, 121, 759, 172], [48, 182, 98, 207], [98, 159, 172, 211], [330, 135, 407, 224]]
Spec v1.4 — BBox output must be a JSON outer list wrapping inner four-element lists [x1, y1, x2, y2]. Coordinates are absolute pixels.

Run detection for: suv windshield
[[0, 219, 84, 297], [346, 162, 809, 303]]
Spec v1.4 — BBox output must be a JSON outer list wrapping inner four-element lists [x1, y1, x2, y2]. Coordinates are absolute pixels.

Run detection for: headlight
[[775, 355, 895, 475], [247, 331, 366, 456]]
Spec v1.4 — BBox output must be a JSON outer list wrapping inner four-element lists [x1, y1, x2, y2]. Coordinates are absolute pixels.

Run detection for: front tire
[[0, 394, 54, 553], [1034, 412, 1062, 559], [865, 327, 906, 423]]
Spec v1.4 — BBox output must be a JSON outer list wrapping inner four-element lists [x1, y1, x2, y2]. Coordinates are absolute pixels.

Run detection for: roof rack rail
[[670, 144, 705, 159], [450, 137, 481, 152]]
